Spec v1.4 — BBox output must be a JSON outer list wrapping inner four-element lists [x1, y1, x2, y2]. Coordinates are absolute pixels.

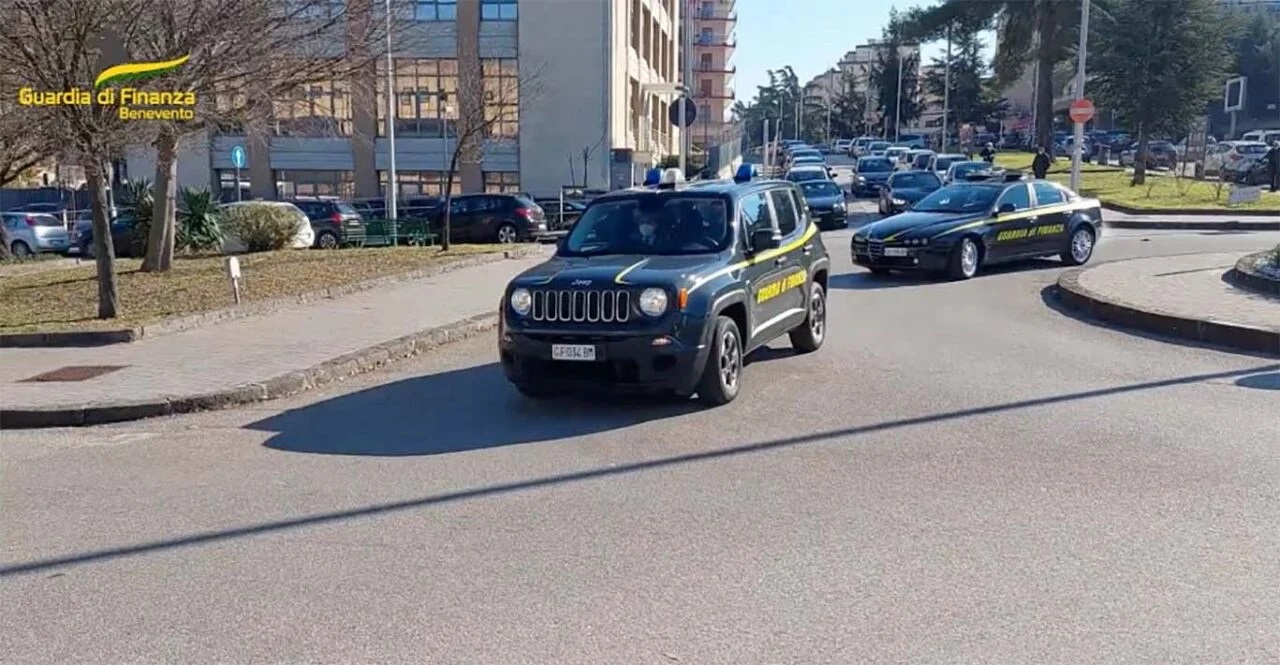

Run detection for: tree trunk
[[85, 161, 120, 319], [0, 220, 10, 259], [1034, 43, 1056, 152], [441, 153, 459, 251], [142, 128, 178, 271], [1132, 127, 1148, 186]]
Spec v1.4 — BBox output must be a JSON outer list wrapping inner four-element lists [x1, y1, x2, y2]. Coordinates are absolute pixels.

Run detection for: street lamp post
[[384, 0, 397, 222], [942, 23, 952, 154], [894, 45, 906, 143], [1070, 0, 1090, 192]]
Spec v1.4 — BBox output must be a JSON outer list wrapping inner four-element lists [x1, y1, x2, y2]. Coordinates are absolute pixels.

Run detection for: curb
[[1055, 268, 1280, 357], [0, 312, 501, 429], [1223, 251, 1280, 298], [1103, 219, 1280, 231], [0, 247, 540, 349], [1102, 202, 1280, 219]]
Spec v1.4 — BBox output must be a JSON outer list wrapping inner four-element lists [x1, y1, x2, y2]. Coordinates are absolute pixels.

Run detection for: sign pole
[[235, 166, 242, 201], [1070, 0, 1090, 192]]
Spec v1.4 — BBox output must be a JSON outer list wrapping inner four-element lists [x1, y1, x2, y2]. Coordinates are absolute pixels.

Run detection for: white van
[[1242, 129, 1280, 145]]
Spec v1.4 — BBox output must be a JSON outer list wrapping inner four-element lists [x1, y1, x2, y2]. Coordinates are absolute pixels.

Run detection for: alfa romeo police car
[[499, 166, 831, 406], [851, 172, 1103, 280]]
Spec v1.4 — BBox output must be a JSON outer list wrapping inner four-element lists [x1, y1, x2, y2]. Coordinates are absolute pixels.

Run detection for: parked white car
[[218, 201, 314, 253], [1203, 140, 1269, 176]]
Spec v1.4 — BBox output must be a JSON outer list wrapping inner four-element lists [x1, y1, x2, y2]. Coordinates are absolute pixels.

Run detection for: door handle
[[774, 256, 787, 266]]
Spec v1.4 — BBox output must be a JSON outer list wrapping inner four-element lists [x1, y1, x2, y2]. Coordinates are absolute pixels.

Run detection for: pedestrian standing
[[980, 142, 996, 164], [1268, 141, 1280, 193], [1032, 147, 1052, 180]]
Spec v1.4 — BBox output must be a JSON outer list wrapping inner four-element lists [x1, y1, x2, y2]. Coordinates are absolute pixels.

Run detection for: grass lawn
[[993, 152, 1280, 212], [0, 245, 507, 334]]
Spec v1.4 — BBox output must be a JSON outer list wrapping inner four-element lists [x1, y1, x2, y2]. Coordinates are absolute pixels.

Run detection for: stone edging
[[0, 246, 539, 349], [1223, 251, 1280, 298], [0, 311, 501, 429], [1055, 268, 1280, 357], [1103, 201, 1280, 219]]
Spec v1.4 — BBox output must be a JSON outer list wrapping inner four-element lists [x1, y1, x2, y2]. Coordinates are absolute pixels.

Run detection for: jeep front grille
[[530, 289, 632, 323]]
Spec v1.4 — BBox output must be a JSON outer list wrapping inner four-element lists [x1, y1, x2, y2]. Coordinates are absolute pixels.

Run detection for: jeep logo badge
[[571, 279, 592, 286]]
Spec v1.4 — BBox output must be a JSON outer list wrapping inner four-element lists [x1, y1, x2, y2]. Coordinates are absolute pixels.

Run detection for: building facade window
[[414, 0, 456, 20], [274, 170, 356, 199], [480, 0, 517, 20], [273, 80, 352, 136], [378, 170, 461, 197], [376, 59, 459, 137], [483, 171, 520, 193], [482, 58, 519, 139], [214, 170, 250, 202]]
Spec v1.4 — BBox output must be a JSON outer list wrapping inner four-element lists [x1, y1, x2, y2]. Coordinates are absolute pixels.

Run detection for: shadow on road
[[249, 363, 701, 457], [3, 361, 1275, 579]]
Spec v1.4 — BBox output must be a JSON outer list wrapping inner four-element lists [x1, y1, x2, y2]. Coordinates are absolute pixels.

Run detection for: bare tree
[[0, 0, 158, 317], [126, 0, 403, 272], [439, 61, 543, 251]]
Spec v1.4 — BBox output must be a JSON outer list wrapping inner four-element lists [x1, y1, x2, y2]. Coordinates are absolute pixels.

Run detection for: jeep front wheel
[[788, 282, 826, 353], [697, 316, 743, 406]]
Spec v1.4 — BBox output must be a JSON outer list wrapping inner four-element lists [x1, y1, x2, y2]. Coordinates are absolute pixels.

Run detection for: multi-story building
[[809, 41, 918, 136], [124, 0, 685, 201], [686, 0, 737, 151]]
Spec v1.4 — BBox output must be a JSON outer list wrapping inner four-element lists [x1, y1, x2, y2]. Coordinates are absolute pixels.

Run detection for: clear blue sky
[[733, 0, 975, 100]]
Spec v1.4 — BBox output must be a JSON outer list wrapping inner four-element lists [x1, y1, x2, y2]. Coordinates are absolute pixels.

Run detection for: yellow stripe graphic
[[687, 223, 818, 293], [614, 258, 650, 284], [95, 55, 190, 89]]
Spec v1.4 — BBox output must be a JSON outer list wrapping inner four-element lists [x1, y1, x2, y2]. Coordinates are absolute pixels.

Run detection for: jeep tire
[[696, 315, 743, 406]]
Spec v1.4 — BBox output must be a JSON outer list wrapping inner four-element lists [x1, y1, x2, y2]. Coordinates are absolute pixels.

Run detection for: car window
[[740, 192, 774, 237], [769, 189, 798, 236], [336, 202, 359, 215], [1033, 182, 1066, 206], [561, 195, 730, 256], [1238, 144, 1268, 155], [997, 184, 1032, 211], [857, 158, 892, 172], [798, 180, 841, 198], [889, 172, 941, 189]]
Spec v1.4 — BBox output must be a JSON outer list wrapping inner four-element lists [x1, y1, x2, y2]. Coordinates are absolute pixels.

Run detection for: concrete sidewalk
[[1057, 252, 1280, 356], [1, 250, 549, 427]]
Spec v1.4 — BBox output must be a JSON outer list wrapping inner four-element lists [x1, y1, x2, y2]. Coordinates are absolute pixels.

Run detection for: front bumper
[[35, 237, 71, 252], [851, 241, 949, 271], [810, 208, 848, 228], [499, 325, 711, 395], [852, 182, 886, 197]]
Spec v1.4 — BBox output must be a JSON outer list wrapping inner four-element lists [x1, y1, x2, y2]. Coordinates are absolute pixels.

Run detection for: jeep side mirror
[[750, 228, 781, 252], [997, 203, 1017, 215]]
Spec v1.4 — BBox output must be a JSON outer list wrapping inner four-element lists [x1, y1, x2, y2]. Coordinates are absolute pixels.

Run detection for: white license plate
[[551, 344, 596, 361], [884, 247, 910, 257]]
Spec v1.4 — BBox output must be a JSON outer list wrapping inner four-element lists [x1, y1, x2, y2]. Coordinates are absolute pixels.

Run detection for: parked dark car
[[72, 213, 137, 257], [285, 196, 367, 248], [431, 193, 550, 243], [351, 196, 443, 221], [534, 198, 587, 233], [879, 170, 944, 216]]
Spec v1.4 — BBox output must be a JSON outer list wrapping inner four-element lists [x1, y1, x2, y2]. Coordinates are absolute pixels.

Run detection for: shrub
[[118, 178, 154, 256], [221, 203, 302, 252], [1270, 243, 1280, 267], [176, 187, 224, 253]]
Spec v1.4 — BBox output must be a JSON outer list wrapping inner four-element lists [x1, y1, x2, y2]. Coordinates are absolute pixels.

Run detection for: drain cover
[[18, 365, 127, 382]]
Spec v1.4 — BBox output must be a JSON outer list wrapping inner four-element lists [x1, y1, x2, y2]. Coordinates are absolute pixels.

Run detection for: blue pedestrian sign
[[230, 145, 247, 169]]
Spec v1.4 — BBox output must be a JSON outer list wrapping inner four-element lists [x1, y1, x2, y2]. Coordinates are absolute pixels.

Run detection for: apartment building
[[124, 0, 684, 201], [686, 0, 737, 151], [804, 41, 918, 134]]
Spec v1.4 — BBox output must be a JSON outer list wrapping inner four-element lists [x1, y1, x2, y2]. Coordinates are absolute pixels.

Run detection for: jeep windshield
[[560, 195, 731, 256]]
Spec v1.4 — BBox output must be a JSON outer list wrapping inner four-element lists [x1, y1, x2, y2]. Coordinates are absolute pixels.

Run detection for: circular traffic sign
[[668, 96, 697, 128], [1069, 98, 1095, 124]]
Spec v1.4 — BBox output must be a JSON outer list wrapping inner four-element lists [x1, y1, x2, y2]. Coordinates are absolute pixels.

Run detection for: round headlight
[[510, 288, 532, 315], [639, 288, 668, 316]]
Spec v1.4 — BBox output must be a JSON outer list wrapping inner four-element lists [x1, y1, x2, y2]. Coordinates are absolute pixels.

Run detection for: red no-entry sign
[[1069, 99, 1096, 124]]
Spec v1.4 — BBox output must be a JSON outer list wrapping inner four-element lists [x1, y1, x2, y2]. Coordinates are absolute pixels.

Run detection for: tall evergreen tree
[[1090, 0, 1232, 184], [869, 12, 922, 140], [921, 30, 1009, 133]]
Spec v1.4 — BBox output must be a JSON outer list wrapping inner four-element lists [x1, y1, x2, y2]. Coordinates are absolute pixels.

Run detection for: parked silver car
[[2, 212, 71, 256]]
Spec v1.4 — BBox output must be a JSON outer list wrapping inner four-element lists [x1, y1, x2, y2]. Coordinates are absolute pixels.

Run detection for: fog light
[[651, 336, 673, 347]]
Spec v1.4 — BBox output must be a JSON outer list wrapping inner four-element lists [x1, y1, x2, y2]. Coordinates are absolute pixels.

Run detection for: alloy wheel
[[719, 330, 741, 391], [1071, 229, 1094, 263]]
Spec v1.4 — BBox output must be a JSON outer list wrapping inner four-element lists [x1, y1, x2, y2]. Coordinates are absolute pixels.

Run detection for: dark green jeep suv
[[498, 167, 832, 406]]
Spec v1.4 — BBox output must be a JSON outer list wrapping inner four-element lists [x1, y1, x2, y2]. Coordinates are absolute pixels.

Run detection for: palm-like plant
[[176, 187, 223, 253], [118, 178, 154, 256]]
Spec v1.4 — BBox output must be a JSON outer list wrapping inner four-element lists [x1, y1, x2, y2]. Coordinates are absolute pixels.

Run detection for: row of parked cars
[[2, 192, 594, 258]]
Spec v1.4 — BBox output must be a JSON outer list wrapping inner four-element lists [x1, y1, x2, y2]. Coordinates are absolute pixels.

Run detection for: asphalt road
[[2, 205, 1279, 662]]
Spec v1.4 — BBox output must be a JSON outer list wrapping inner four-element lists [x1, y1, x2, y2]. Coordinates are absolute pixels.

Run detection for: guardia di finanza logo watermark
[[17, 55, 197, 121]]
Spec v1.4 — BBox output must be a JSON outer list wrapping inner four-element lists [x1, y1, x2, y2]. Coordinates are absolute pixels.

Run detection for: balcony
[[697, 88, 734, 100], [694, 34, 736, 49], [694, 63, 736, 75], [695, 7, 737, 22]]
